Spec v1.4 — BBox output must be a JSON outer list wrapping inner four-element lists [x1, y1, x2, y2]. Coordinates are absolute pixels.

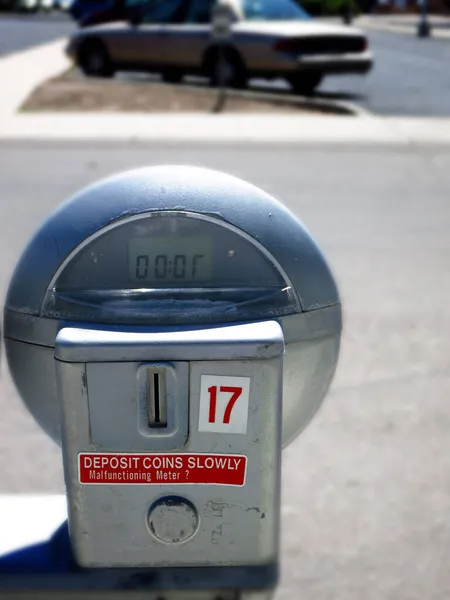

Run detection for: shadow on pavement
[[115, 71, 364, 103]]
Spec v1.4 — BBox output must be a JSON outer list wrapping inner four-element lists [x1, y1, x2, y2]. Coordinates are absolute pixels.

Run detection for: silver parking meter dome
[[4, 165, 341, 448], [3, 166, 341, 595]]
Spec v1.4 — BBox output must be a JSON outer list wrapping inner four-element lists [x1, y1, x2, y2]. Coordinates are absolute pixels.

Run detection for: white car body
[[66, 0, 373, 92]]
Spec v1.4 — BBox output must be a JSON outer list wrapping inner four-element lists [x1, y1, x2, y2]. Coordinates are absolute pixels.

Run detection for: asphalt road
[[253, 27, 450, 115], [0, 12, 73, 57], [320, 28, 450, 116], [0, 142, 449, 600], [1, 14, 450, 115]]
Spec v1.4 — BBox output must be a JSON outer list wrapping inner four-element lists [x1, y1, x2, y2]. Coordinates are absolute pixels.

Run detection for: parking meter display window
[[41, 212, 299, 325], [128, 235, 213, 283]]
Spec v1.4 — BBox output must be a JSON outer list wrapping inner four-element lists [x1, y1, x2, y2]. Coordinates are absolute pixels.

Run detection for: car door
[[110, 0, 178, 68], [157, 0, 214, 71], [125, 0, 188, 69]]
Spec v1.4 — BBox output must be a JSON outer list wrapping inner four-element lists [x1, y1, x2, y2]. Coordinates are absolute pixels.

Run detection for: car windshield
[[242, 0, 311, 21]]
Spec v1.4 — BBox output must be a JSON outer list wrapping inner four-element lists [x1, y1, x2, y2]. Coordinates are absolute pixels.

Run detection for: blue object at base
[[0, 521, 278, 591], [0, 521, 75, 574]]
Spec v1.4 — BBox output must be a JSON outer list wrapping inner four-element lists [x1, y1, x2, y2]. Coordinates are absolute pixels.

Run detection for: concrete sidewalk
[[0, 39, 70, 116], [0, 113, 450, 144], [0, 495, 67, 556]]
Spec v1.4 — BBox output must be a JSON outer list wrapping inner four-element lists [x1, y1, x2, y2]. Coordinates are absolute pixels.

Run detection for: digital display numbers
[[129, 236, 213, 283]]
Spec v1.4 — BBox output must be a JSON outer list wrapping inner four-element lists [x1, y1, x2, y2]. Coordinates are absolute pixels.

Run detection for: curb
[[28, 76, 362, 117], [1, 114, 450, 144], [184, 84, 362, 116], [24, 67, 362, 118]]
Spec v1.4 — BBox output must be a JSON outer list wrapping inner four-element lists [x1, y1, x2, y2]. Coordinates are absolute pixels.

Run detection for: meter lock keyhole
[[147, 367, 168, 428]]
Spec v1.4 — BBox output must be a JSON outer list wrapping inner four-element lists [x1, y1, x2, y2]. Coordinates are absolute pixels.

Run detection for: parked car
[[65, 0, 373, 94]]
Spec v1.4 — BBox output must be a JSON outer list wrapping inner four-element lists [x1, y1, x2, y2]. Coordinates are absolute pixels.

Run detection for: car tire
[[289, 72, 323, 96], [205, 48, 247, 90], [162, 70, 183, 84], [78, 39, 115, 78]]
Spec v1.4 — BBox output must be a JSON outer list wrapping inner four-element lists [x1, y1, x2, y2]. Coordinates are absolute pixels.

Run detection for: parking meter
[[212, 0, 234, 41], [3, 166, 341, 597]]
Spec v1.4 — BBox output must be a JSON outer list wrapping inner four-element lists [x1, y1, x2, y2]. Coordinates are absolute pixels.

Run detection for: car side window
[[188, 0, 215, 23], [133, 0, 191, 24]]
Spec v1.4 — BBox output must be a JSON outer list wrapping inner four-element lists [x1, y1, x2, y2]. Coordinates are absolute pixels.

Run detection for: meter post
[[211, 0, 233, 113], [417, 0, 431, 37], [216, 39, 226, 113], [0, 166, 342, 599]]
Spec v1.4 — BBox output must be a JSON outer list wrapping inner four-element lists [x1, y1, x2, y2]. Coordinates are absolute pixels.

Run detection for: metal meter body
[[3, 166, 341, 592], [211, 0, 234, 41]]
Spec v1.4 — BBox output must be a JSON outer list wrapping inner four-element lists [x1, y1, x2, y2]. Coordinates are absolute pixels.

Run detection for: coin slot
[[148, 367, 167, 428]]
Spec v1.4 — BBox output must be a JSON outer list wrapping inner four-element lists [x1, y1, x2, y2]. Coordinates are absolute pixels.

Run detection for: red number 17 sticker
[[198, 375, 250, 434]]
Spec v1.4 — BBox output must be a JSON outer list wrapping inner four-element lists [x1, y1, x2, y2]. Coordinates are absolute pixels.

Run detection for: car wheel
[[162, 70, 183, 84], [289, 72, 323, 96], [205, 48, 247, 90], [78, 39, 115, 78]]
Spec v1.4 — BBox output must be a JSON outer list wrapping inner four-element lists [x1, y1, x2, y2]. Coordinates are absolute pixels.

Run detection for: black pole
[[417, 0, 431, 38], [213, 42, 227, 113], [342, 0, 353, 25]]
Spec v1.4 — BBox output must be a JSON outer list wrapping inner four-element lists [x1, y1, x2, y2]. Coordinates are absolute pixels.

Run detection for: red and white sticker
[[79, 453, 247, 486], [198, 375, 250, 434]]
